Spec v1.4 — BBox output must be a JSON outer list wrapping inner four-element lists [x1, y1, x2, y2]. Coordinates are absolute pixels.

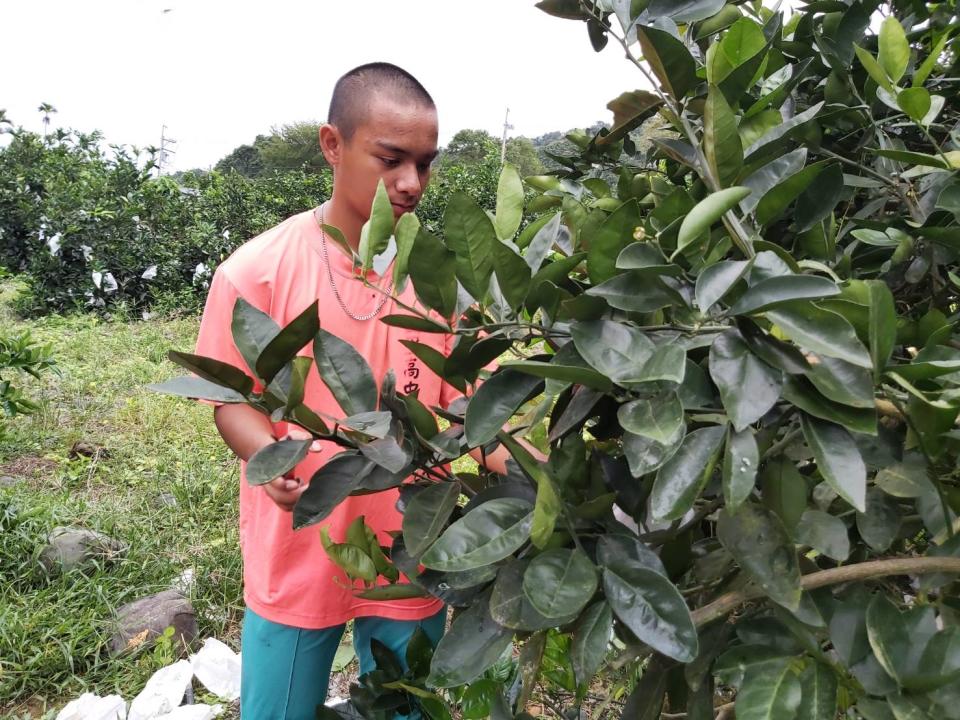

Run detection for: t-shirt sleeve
[[195, 267, 262, 396]]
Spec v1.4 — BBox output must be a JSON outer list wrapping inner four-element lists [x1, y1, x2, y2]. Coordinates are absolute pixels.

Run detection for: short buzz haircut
[[328, 62, 435, 141]]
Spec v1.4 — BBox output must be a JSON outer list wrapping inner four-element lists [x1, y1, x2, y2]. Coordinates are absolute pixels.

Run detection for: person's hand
[[258, 428, 322, 512]]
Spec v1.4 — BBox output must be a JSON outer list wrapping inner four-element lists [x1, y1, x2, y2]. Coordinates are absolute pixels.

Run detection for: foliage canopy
[[163, 0, 960, 717]]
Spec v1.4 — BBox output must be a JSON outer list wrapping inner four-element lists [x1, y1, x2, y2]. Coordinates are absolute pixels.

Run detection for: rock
[[0, 475, 21, 488], [68, 440, 110, 460], [40, 526, 126, 574], [156, 492, 178, 508], [110, 589, 198, 656]]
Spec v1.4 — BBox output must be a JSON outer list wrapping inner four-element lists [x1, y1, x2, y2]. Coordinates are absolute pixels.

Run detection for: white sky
[[2, 1, 657, 171]]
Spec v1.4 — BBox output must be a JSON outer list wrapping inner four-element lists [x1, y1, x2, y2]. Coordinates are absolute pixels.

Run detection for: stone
[[39, 526, 126, 574], [109, 589, 199, 656], [0, 475, 21, 488]]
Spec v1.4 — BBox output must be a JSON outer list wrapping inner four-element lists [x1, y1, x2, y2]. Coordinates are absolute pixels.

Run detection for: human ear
[[319, 124, 343, 166]]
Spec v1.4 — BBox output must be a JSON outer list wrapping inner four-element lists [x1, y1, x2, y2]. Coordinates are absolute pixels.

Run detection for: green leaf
[[709, 330, 783, 431], [602, 90, 665, 144], [797, 662, 838, 720], [637, 25, 698, 101], [409, 228, 458, 318], [730, 275, 840, 315], [293, 453, 372, 529], [623, 430, 684, 478], [856, 487, 900, 552], [522, 212, 563, 272], [490, 238, 531, 311], [898, 87, 932, 123], [231, 297, 280, 378], [740, 149, 808, 215], [801, 415, 866, 512], [571, 601, 613, 686], [696, 259, 750, 312], [723, 426, 758, 511], [494, 163, 524, 241], [704, 84, 743, 188], [444, 192, 496, 300], [767, 302, 872, 368], [392, 212, 421, 293], [870, 148, 950, 169], [255, 300, 319, 384], [497, 431, 562, 549], [500, 360, 613, 392], [147, 376, 246, 403], [735, 658, 802, 720], [795, 163, 844, 233], [603, 566, 699, 662], [587, 199, 640, 284], [428, 594, 513, 688], [399, 340, 465, 393], [313, 328, 378, 416], [744, 102, 825, 158], [586, 271, 685, 313], [781, 376, 877, 435], [650, 425, 726, 521], [320, 528, 377, 583], [854, 45, 896, 93], [878, 16, 910, 85], [760, 458, 807, 533], [572, 319, 653, 385], [358, 179, 394, 272], [380, 314, 450, 334], [677, 187, 752, 253], [887, 694, 935, 720], [875, 456, 933, 498], [804, 356, 876, 409], [490, 559, 573, 631], [402, 481, 461, 557], [618, 392, 685, 445], [465, 370, 543, 448], [522, 548, 598, 619], [718, 503, 802, 610], [647, 0, 725, 24], [420, 497, 533, 572], [755, 162, 827, 227], [283, 355, 312, 413], [246, 438, 311, 487], [796, 509, 850, 561], [167, 351, 254, 396]]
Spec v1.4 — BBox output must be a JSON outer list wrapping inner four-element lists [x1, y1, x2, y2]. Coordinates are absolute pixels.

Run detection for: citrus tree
[[157, 0, 960, 717]]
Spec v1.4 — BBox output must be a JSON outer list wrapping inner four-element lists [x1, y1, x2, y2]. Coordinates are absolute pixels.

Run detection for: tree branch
[[691, 556, 960, 627]]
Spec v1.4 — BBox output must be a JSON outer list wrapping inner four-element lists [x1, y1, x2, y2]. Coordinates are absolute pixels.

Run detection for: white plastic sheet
[[190, 637, 241, 701], [156, 704, 223, 719], [55, 693, 127, 720], [128, 660, 193, 720]]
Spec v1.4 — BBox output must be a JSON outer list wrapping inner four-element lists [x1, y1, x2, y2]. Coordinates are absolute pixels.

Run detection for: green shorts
[[240, 607, 446, 719]]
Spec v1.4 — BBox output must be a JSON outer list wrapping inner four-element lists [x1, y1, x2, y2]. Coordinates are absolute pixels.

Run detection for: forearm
[[214, 403, 276, 461]]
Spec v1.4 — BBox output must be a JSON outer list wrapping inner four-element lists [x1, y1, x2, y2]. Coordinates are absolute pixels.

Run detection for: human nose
[[395, 163, 422, 197]]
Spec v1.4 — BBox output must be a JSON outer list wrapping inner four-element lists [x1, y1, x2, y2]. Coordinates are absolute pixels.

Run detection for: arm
[[214, 403, 305, 511]]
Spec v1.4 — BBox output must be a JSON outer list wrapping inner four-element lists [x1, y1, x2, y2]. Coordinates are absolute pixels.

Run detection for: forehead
[[353, 94, 438, 151]]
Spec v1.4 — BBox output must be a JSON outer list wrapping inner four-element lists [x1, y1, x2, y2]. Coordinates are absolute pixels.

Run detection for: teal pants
[[240, 607, 446, 720]]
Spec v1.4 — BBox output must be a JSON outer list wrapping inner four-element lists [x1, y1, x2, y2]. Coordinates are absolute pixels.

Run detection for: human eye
[[379, 156, 400, 168]]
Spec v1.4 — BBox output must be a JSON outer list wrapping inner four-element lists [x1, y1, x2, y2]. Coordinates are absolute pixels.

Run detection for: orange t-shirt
[[195, 209, 453, 629]]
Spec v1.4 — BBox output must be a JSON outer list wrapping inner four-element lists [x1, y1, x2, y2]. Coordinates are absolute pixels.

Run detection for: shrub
[[163, 0, 960, 718]]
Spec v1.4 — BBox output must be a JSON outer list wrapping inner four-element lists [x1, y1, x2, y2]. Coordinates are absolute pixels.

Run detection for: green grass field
[[0, 283, 244, 717]]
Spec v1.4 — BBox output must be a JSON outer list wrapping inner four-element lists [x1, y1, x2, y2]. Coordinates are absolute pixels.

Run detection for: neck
[[322, 193, 363, 254]]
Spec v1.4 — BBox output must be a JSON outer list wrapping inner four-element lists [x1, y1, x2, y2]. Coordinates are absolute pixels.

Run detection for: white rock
[[190, 638, 241, 701], [128, 660, 193, 720], [56, 692, 127, 720]]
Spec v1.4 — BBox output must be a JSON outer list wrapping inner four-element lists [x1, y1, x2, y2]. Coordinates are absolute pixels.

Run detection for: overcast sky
[[2, 0, 662, 171]]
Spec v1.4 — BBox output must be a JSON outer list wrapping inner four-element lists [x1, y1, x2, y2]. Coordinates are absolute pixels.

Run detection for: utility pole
[[500, 107, 513, 165], [158, 124, 177, 176]]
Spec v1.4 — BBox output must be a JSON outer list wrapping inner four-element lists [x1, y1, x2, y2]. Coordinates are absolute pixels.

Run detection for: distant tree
[[440, 129, 498, 166], [257, 121, 327, 175], [37, 103, 56, 137], [215, 143, 264, 177], [504, 136, 544, 177]]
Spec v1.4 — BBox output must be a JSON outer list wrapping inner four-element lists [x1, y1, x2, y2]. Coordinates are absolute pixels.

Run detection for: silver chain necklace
[[315, 205, 393, 321]]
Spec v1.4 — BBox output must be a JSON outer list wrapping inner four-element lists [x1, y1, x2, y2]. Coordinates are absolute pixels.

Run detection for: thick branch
[[691, 556, 960, 627]]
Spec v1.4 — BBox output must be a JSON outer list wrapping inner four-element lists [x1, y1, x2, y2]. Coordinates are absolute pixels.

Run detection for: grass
[[0, 281, 244, 717]]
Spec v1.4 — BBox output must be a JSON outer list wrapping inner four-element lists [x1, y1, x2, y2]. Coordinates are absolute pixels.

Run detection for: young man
[[195, 63, 511, 718]]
